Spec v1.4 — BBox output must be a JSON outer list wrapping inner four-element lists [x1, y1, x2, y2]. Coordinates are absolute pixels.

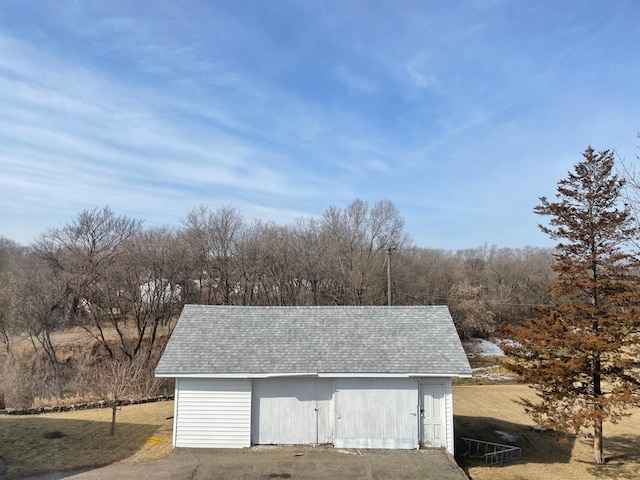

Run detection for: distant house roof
[[156, 305, 472, 378]]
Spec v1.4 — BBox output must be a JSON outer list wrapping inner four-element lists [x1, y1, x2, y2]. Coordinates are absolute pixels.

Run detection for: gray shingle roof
[[156, 305, 472, 377]]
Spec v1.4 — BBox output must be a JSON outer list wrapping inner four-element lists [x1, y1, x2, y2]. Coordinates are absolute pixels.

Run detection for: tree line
[[0, 199, 554, 407]]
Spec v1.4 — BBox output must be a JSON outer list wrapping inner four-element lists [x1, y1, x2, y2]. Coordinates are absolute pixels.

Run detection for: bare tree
[[233, 222, 264, 305], [322, 199, 406, 305], [251, 222, 296, 305], [183, 205, 244, 305], [618, 134, 640, 248], [16, 253, 67, 366], [483, 246, 554, 326], [448, 279, 495, 338], [0, 238, 23, 352], [84, 354, 145, 436], [393, 247, 462, 306], [10, 252, 85, 402], [33, 206, 142, 326], [116, 228, 186, 362], [291, 217, 329, 305]]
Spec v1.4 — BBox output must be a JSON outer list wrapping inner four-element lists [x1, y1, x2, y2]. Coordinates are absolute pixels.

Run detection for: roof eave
[[156, 371, 473, 379]]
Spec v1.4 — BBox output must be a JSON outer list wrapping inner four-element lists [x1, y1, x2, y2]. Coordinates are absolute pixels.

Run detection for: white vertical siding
[[174, 378, 251, 448], [316, 378, 334, 443], [252, 377, 333, 445], [334, 378, 419, 449], [444, 377, 454, 454], [172, 375, 455, 452]]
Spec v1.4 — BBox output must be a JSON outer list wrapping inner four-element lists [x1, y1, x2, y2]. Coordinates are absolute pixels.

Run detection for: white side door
[[420, 382, 445, 448]]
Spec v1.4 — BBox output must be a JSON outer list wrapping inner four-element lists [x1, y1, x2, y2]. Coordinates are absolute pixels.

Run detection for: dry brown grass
[[454, 385, 640, 480], [3, 384, 640, 479], [0, 400, 174, 477]]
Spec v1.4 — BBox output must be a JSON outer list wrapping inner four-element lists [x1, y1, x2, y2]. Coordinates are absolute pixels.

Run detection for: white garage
[[156, 305, 471, 454]]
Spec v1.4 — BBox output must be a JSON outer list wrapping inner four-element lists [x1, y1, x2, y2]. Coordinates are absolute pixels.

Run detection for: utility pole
[[387, 246, 396, 306]]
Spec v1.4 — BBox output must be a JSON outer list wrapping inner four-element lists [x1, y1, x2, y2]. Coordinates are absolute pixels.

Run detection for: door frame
[[419, 379, 447, 449]]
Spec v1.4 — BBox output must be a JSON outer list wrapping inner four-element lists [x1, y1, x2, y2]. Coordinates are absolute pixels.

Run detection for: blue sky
[[1, 1, 639, 249]]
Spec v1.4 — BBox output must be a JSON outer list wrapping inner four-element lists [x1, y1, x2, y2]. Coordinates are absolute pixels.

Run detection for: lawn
[[454, 384, 640, 480], [0, 400, 174, 478]]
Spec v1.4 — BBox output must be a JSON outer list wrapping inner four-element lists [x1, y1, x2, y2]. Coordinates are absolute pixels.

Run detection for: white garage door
[[334, 378, 419, 449], [252, 377, 333, 445]]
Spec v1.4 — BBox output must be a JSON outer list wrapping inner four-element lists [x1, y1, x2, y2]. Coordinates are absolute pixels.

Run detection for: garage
[[156, 305, 472, 453]]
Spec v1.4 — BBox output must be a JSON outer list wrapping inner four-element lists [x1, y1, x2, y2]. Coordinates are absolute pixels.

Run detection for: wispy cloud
[[1, 1, 639, 249], [406, 54, 433, 89]]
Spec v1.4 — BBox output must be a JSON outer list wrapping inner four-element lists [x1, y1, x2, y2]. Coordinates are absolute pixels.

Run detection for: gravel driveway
[[21, 446, 469, 480]]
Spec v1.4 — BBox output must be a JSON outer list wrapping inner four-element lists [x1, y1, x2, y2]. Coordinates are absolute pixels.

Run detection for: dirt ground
[[19, 446, 469, 480]]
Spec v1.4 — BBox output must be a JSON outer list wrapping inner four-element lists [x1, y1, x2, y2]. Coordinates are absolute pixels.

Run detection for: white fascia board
[[156, 372, 318, 379], [317, 372, 468, 378], [317, 373, 411, 378], [420, 373, 473, 378], [155, 373, 259, 379], [157, 371, 472, 379]]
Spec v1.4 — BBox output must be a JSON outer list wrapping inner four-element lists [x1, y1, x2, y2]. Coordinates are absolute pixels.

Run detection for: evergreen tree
[[505, 146, 640, 464]]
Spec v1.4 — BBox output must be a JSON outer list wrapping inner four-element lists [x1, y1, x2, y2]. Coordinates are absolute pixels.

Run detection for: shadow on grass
[[583, 433, 640, 479], [0, 416, 161, 479], [454, 414, 576, 474]]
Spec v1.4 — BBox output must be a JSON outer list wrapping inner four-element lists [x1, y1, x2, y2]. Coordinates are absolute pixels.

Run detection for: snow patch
[[472, 366, 515, 381], [531, 425, 549, 433], [472, 366, 499, 373], [477, 374, 516, 381], [495, 430, 519, 443], [466, 338, 505, 357]]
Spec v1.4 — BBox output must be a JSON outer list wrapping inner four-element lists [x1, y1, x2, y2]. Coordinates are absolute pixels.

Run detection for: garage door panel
[[252, 378, 333, 445], [334, 378, 418, 449]]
